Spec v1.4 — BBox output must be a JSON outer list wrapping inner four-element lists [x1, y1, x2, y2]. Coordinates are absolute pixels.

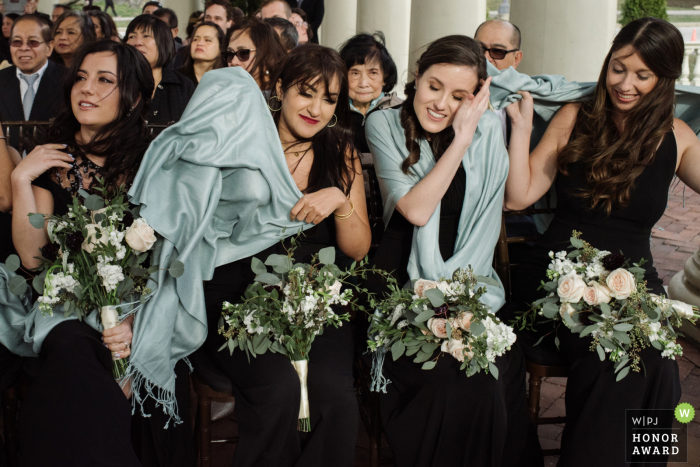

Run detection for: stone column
[[510, 0, 617, 82], [356, 0, 411, 92], [669, 252, 700, 347], [408, 0, 487, 71], [319, 0, 357, 50]]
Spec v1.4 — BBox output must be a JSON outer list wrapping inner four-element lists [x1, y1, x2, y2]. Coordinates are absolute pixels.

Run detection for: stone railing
[[680, 42, 700, 86]]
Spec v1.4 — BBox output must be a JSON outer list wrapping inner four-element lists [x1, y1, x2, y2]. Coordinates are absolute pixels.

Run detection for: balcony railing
[[680, 43, 700, 86]]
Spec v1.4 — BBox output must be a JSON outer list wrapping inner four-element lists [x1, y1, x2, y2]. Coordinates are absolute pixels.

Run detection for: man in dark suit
[[0, 14, 65, 151], [291, 0, 322, 44]]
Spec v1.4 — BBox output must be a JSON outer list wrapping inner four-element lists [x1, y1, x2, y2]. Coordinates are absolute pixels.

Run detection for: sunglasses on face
[[10, 39, 45, 48], [226, 48, 255, 63], [481, 45, 519, 60]]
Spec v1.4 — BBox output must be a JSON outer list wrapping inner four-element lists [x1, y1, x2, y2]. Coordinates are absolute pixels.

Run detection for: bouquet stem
[[292, 359, 310, 432], [101, 305, 129, 380]]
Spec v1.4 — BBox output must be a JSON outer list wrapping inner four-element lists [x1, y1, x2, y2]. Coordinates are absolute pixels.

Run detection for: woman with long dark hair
[[364, 35, 541, 466], [10, 40, 153, 466], [195, 44, 370, 466], [87, 10, 120, 42], [226, 16, 285, 90], [178, 20, 225, 87], [505, 17, 700, 466], [52, 10, 95, 68]]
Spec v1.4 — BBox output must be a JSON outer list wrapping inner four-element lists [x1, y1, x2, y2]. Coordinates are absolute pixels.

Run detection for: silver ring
[[124, 342, 130, 350]]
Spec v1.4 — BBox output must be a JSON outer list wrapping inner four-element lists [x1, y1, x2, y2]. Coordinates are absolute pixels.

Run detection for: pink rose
[[605, 268, 635, 300], [455, 312, 473, 331], [427, 317, 448, 338], [557, 270, 586, 303], [441, 338, 472, 362], [559, 302, 575, 319], [414, 279, 439, 298], [582, 282, 612, 306]]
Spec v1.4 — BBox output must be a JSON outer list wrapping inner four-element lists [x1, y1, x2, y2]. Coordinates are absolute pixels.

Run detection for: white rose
[[326, 280, 342, 296], [582, 281, 613, 306], [455, 312, 473, 331], [559, 302, 575, 319], [82, 223, 108, 253], [649, 322, 662, 333], [670, 300, 695, 319], [557, 270, 586, 303], [445, 338, 472, 362], [605, 268, 635, 300], [426, 317, 448, 338], [414, 279, 439, 298], [125, 218, 157, 252]]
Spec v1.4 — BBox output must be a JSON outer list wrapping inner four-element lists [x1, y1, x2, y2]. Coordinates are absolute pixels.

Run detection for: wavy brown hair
[[227, 17, 286, 90], [400, 35, 487, 174], [558, 17, 683, 214]]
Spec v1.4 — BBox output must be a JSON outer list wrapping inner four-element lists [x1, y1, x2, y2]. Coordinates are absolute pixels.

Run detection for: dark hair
[[153, 7, 178, 29], [291, 7, 313, 41], [558, 17, 683, 214], [400, 35, 486, 174], [46, 41, 154, 191], [142, 1, 162, 12], [186, 10, 203, 39], [228, 17, 286, 90], [260, 0, 291, 18], [182, 21, 225, 70], [82, 5, 101, 12], [263, 17, 297, 51], [53, 3, 72, 15], [270, 44, 357, 195], [204, 0, 234, 21], [474, 19, 521, 49], [231, 7, 245, 25], [87, 11, 117, 40], [125, 14, 175, 68], [53, 10, 96, 52], [339, 32, 397, 93], [12, 14, 53, 43]]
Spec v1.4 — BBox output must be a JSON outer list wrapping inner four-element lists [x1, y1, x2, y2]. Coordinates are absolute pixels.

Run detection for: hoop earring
[[327, 114, 337, 128], [268, 95, 282, 112]]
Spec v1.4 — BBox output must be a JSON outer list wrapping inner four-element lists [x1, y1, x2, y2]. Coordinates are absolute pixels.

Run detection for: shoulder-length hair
[[87, 11, 118, 41], [269, 44, 357, 195], [53, 10, 96, 45], [400, 35, 486, 174], [125, 14, 175, 69], [558, 17, 684, 214], [228, 17, 286, 90], [45, 41, 154, 191], [339, 32, 398, 93], [182, 21, 225, 71]]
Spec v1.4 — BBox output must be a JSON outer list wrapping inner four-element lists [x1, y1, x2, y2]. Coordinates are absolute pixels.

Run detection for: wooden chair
[[355, 355, 393, 467], [494, 208, 567, 456]]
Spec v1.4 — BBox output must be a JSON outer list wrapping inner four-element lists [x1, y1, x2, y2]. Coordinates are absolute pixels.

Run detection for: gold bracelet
[[334, 199, 354, 220]]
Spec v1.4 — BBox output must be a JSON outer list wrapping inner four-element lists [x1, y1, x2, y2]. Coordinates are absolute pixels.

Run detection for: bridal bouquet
[[24, 181, 181, 378], [515, 231, 698, 381], [218, 237, 384, 431], [368, 268, 516, 379]]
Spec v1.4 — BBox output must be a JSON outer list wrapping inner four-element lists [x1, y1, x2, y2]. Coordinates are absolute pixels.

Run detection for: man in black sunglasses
[[475, 19, 522, 72]]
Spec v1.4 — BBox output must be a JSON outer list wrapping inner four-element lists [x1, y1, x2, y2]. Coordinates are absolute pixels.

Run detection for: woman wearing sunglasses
[[126, 14, 195, 125], [226, 17, 285, 91], [178, 20, 225, 87]]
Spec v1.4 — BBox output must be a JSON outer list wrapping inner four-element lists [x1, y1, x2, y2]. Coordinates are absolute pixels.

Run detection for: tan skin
[[348, 59, 384, 115], [126, 27, 162, 97], [54, 17, 85, 68], [504, 45, 700, 211], [275, 77, 371, 261], [227, 30, 260, 85], [10, 19, 54, 75], [475, 20, 522, 71], [190, 25, 220, 82], [0, 126, 21, 212], [11, 51, 136, 397], [395, 64, 492, 227]]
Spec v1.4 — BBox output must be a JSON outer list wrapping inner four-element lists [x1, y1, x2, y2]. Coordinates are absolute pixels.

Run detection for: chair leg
[[369, 391, 381, 467], [528, 374, 542, 427], [198, 395, 212, 467], [3, 387, 18, 467]]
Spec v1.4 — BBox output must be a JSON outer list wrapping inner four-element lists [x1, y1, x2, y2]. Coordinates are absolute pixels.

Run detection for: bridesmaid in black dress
[[198, 44, 371, 467], [504, 18, 700, 467], [10, 41, 156, 466]]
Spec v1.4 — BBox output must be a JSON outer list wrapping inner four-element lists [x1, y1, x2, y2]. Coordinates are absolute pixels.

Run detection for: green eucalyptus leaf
[[414, 309, 434, 324], [570, 237, 584, 248], [169, 260, 185, 278], [391, 340, 406, 361], [413, 350, 431, 363], [488, 362, 499, 379], [94, 213, 106, 224], [580, 324, 598, 338], [406, 346, 421, 356], [651, 340, 664, 351], [32, 273, 46, 294], [424, 288, 445, 307], [613, 331, 630, 345], [475, 275, 500, 287], [596, 344, 605, 361], [251, 257, 267, 275], [533, 335, 545, 347], [421, 361, 436, 370], [78, 188, 90, 199], [600, 302, 611, 317], [73, 283, 83, 299], [613, 323, 634, 332], [227, 339, 235, 355], [28, 213, 45, 229], [255, 272, 281, 285], [8, 275, 27, 296], [318, 247, 335, 265], [542, 302, 559, 319], [5, 255, 20, 272], [84, 194, 105, 211], [470, 321, 486, 337], [554, 336, 560, 349], [616, 366, 630, 382], [599, 337, 615, 350]]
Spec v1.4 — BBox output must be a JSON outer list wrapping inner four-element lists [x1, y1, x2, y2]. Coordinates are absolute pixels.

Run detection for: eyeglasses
[[226, 48, 255, 63], [10, 39, 45, 48], [292, 20, 307, 29], [481, 45, 519, 60]]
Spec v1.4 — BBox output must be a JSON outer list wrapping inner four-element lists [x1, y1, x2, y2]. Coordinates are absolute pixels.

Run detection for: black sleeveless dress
[[509, 131, 682, 467], [368, 166, 542, 467], [198, 182, 359, 467]]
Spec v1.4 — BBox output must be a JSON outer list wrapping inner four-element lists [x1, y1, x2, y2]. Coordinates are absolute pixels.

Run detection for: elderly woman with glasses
[[226, 17, 285, 91], [126, 14, 194, 124]]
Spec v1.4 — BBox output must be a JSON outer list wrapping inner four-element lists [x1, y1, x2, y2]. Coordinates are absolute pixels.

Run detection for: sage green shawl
[[365, 108, 508, 313]]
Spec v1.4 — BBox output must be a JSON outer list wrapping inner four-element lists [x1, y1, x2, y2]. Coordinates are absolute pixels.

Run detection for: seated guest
[[52, 3, 70, 22], [291, 0, 322, 44], [204, 0, 233, 34], [142, 0, 161, 15], [291, 7, 311, 44], [87, 10, 119, 41], [0, 14, 64, 151], [126, 14, 194, 124], [1, 13, 19, 62], [226, 17, 285, 90], [52, 10, 95, 67], [260, 0, 291, 20], [231, 6, 245, 25], [153, 7, 182, 49], [263, 16, 297, 52], [178, 21, 224, 87]]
